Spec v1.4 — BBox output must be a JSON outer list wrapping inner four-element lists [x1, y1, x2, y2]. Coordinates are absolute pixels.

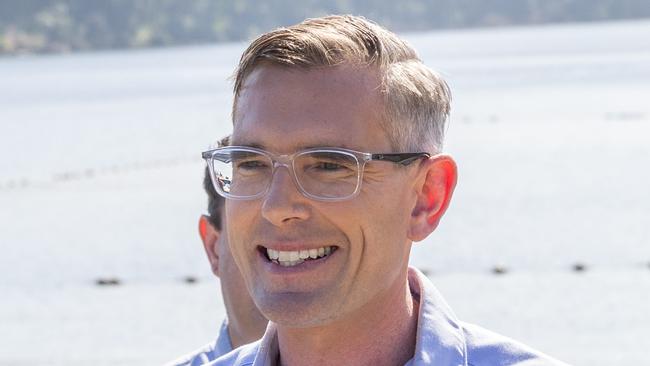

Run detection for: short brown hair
[[232, 15, 451, 152]]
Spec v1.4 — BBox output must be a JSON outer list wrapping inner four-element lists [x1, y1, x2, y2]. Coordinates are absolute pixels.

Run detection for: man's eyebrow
[[231, 141, 265, 149], [230, 141, 357, 151], [230, 139, 359, 151], [302, 143, 356, 150]]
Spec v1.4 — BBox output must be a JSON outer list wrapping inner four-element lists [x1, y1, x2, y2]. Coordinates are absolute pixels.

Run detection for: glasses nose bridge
[[271, 153, 295, 173], [269, 153, 300, 187]]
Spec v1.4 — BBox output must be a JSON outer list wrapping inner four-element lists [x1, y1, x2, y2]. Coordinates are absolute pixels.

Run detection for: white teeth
[[266, 246, 335, 267], [288, 251, 299, 261], [280, 259, 304, 267], [278, 251, 291, 262]]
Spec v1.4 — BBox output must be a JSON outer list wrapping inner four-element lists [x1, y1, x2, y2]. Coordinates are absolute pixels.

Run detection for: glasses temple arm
[[371, 152, 431, 165]]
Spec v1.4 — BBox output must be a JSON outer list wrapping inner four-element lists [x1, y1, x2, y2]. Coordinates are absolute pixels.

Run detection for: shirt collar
[[214, 318, 235, 358], [406, 267, 467, 366], [251, 267, 467, 366], [252, 322, 279, 366]]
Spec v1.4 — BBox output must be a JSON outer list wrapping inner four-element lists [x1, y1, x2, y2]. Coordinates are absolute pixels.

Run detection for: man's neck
[[227, 307, 268, 349], [275, 271, 419, 366], [228, 320, 256, 349]]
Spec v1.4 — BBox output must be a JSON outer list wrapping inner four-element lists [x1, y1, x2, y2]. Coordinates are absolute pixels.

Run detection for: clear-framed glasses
[[201, 146, 431, 202]]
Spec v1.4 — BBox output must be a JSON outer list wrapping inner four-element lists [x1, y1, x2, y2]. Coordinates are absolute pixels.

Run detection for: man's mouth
[[261, 246, 337, 267]]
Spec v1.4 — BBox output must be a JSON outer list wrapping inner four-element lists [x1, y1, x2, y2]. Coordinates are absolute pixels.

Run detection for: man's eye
[[237, 160, 268, 169], [315, 162, 345, 170]]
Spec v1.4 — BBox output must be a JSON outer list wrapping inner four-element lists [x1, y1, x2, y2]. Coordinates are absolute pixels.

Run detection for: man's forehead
[[233, 65, 383, 118], [231, 65, 391, 153], [231, 118, 391, 156], [239, 64, 382, 92]]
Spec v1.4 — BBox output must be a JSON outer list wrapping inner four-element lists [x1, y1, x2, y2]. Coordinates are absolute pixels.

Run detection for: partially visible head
[[199, 135, 266, 347], [232, 14, 451, 153], [202, 135, 231, 233]]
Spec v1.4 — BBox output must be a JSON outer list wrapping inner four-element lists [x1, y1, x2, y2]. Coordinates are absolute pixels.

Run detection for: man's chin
[[255, 291, 340, 328]]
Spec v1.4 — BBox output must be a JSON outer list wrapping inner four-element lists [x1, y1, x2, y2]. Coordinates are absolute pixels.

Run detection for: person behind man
[[167, 137, 268, 366], [202, 15, 569, 366]]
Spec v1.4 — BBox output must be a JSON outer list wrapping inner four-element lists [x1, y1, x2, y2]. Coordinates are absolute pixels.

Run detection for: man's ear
[[408, 155, 457, 242], [199, 215, 221, 277]]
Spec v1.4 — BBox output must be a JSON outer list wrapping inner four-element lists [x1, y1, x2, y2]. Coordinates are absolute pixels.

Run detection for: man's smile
[[265, 246, 337, 266], [259, 245, 339, 267]]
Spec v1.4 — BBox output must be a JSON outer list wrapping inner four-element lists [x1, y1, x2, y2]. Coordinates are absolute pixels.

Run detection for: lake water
[[1, 19, 649, 365]]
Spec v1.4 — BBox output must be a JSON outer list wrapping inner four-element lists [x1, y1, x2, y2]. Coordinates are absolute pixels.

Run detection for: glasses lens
[[211, 149, 272, 198], [294, 151, 360, 199]]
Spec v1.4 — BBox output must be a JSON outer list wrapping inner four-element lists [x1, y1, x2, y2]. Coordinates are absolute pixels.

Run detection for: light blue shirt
[[207, 267, 570, 366], [166, 319, 234, 366]]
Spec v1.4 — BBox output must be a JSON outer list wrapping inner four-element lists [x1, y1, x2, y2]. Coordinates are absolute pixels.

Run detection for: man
[[202, 15, 569, 366], [167, 137, 268, 365]]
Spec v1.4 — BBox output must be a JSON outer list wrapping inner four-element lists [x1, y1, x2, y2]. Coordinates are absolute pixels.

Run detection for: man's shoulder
[[462, 322, 571, 366], [193, 322, 570, 366], [164, 341, 218, 366], [204, 341, 260, 366]]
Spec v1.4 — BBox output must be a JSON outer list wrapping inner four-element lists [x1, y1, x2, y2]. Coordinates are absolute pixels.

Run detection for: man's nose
[[260, 164, 310, 226]]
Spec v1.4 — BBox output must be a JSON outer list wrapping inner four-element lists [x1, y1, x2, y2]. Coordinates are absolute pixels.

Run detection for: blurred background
[[1, 1, 649, 365]]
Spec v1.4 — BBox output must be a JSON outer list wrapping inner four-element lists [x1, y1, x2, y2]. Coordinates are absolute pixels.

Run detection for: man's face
[[227, 65, 419, 327]]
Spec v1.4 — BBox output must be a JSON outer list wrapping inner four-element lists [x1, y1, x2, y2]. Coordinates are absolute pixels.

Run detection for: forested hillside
[[1, 0, 649, 55]]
